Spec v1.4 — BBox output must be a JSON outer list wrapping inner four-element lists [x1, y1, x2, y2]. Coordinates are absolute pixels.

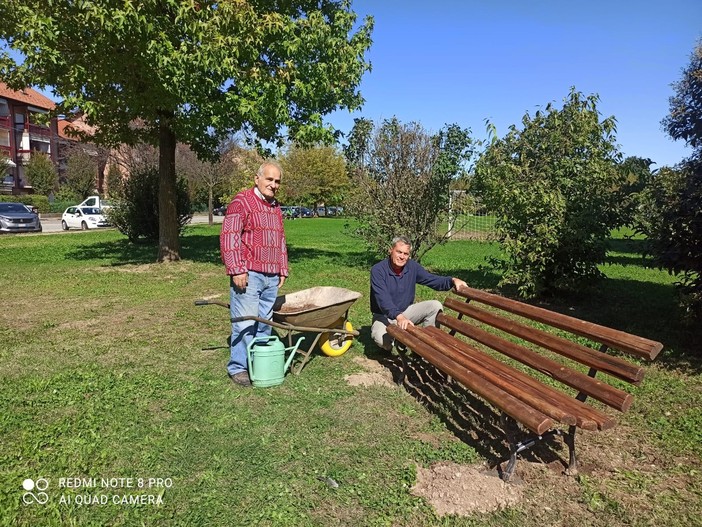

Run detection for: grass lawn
[[1, 219, 700, 526]]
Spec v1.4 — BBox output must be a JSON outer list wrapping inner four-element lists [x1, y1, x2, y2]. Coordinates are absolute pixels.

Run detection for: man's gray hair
[[391, 236, 412, 249], [257, 159, 283, 178]]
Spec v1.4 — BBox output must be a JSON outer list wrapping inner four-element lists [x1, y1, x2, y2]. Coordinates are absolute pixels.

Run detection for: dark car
[[0, 202, 42, 234], [298, 207, 314, 218], [213, 205, 227, 216]]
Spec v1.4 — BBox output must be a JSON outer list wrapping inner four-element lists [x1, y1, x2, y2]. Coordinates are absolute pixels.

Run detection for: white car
[[78, 195, 114, 211], [61, 206, 110, 230]]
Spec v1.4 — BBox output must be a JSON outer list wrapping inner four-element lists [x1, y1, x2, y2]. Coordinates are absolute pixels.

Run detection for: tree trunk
[[208, 185, 213, 226], [157, 113, 181, 262]]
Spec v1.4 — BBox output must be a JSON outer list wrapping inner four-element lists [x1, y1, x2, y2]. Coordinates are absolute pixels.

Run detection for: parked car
[[297, 207, 314, 218], [78, 195, 114, 212], [280, 206, 296, 219], [61, 206, 110, 230], [1, 175, 15, 192], [0, 202, 42, 234], [213, 205, 227, 216], [315, 207, 326, 217]]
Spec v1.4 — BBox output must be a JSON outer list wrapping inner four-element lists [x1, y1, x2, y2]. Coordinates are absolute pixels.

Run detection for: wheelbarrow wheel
[[320, 319, 354, 357]]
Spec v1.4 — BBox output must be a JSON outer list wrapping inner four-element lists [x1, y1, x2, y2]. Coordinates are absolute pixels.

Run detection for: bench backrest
[[436, 287, 663, 414], [453, 286, 663, 361]]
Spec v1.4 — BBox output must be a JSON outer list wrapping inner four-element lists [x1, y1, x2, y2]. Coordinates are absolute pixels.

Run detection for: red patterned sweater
[[220, 187, 289, 277]]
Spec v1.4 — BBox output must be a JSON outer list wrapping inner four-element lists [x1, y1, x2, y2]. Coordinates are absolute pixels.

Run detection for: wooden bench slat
[[425, 326, 615, 431], [437, 313, 634, 412], [407, 325, 579, 426], [444, 297, 645, 385], [388, 325, 554, 435], [454, 286, 663, 361]]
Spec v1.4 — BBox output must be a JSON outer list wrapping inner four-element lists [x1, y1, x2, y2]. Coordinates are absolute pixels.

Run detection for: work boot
[[229, 371, 252, 387]]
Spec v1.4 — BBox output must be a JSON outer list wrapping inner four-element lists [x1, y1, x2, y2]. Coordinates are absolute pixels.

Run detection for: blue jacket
[[370, 258, 453, 319]]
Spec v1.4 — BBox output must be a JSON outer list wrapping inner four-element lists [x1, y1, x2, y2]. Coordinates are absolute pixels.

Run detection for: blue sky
[[326, 0, 702, 167]]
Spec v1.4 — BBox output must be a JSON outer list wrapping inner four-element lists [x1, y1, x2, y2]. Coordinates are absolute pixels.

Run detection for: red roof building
[[0, 82, 59, 195]]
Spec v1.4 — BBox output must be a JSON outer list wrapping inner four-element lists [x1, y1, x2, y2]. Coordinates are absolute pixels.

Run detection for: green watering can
[[246, 335, 305, 388]]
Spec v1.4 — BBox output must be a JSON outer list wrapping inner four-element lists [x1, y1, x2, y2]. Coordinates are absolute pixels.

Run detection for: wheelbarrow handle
[[231, 315, 359, 337]]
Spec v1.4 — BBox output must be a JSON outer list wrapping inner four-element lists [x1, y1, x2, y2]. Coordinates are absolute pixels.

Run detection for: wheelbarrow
[[195, 286, 361, 374]]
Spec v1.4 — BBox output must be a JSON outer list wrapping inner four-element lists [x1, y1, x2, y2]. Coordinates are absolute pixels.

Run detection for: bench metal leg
[[395, 345, 408, 385], [565, 365, 599, 476], [500, 413, 564, 482], [564, 424, 578, 476]]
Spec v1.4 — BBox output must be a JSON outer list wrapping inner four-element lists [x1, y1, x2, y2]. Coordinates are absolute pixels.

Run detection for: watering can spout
[[284, 337, 305, 373]]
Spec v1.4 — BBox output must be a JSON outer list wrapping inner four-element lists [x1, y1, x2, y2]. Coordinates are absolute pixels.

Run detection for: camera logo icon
[[22, 478, 49, 505]]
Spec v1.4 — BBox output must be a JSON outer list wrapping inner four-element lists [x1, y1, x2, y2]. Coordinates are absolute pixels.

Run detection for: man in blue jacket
[[370, 236, 468, 350]]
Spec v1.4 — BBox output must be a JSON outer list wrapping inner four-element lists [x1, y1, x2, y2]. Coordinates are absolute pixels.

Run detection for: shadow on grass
[[63, 233, 493, 285], [605, 238, 657, 268], [607, 237, 647, 256], [359, 333, 567, 475], [64, 232, 380, 269], [64, 238, 158, 265]]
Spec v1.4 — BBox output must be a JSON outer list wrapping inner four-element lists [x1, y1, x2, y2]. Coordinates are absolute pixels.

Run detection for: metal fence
[[445, 190, 495, 240]]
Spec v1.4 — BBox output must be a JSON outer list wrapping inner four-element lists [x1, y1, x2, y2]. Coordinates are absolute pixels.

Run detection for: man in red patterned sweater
[[220, 160, 289, 387]]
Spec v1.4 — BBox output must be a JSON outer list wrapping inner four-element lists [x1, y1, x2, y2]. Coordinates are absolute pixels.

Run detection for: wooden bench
[[387, 286, 663, 480]]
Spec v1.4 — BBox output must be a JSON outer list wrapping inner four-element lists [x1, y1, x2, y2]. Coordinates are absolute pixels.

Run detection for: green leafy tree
[[474, 89, 623, 297], [649, 39, 702, 321], [25, 153, 57, 196], [616, 156, 656, 229], [641, 162, 702, 321], [662, 40, 702, 151], [0, 1, 373, 261], [279, 144, 348, 208], [63, 147, 98, 199], [344, 118, 475, 260]]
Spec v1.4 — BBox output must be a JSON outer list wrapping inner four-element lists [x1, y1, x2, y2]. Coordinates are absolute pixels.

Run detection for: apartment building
[[0, 82, 59, 195]]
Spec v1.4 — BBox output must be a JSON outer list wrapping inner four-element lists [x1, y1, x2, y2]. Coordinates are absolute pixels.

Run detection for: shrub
[[53, 186, 80, 204], [474, 89, 623, 297], [63, 147, 98, 198], [107, 167, 192, 242], [639, 161, 702, 321], [25, 154, 57, 196]]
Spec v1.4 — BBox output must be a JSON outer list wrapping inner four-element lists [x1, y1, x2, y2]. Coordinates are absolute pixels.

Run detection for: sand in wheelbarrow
[[277, 303, 319, 313]]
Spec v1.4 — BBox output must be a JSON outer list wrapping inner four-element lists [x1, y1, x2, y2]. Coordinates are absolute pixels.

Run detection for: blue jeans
[[228, 271, 279, 375]]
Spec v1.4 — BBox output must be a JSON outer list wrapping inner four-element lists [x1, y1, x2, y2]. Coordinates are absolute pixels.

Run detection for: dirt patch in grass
[[344, 356, 396, 388], [412, 461, 523, 515]]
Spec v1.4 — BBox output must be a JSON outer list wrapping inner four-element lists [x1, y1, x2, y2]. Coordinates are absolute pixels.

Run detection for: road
[[39, 213, 223, 234]]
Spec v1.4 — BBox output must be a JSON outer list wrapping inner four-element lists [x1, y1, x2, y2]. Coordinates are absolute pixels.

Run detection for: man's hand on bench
[[396, 313, 414, 330], [451, 277, 468, 292]]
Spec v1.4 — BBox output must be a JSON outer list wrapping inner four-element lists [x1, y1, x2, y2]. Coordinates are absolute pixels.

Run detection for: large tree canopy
[[0, 0, 373, 260]]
